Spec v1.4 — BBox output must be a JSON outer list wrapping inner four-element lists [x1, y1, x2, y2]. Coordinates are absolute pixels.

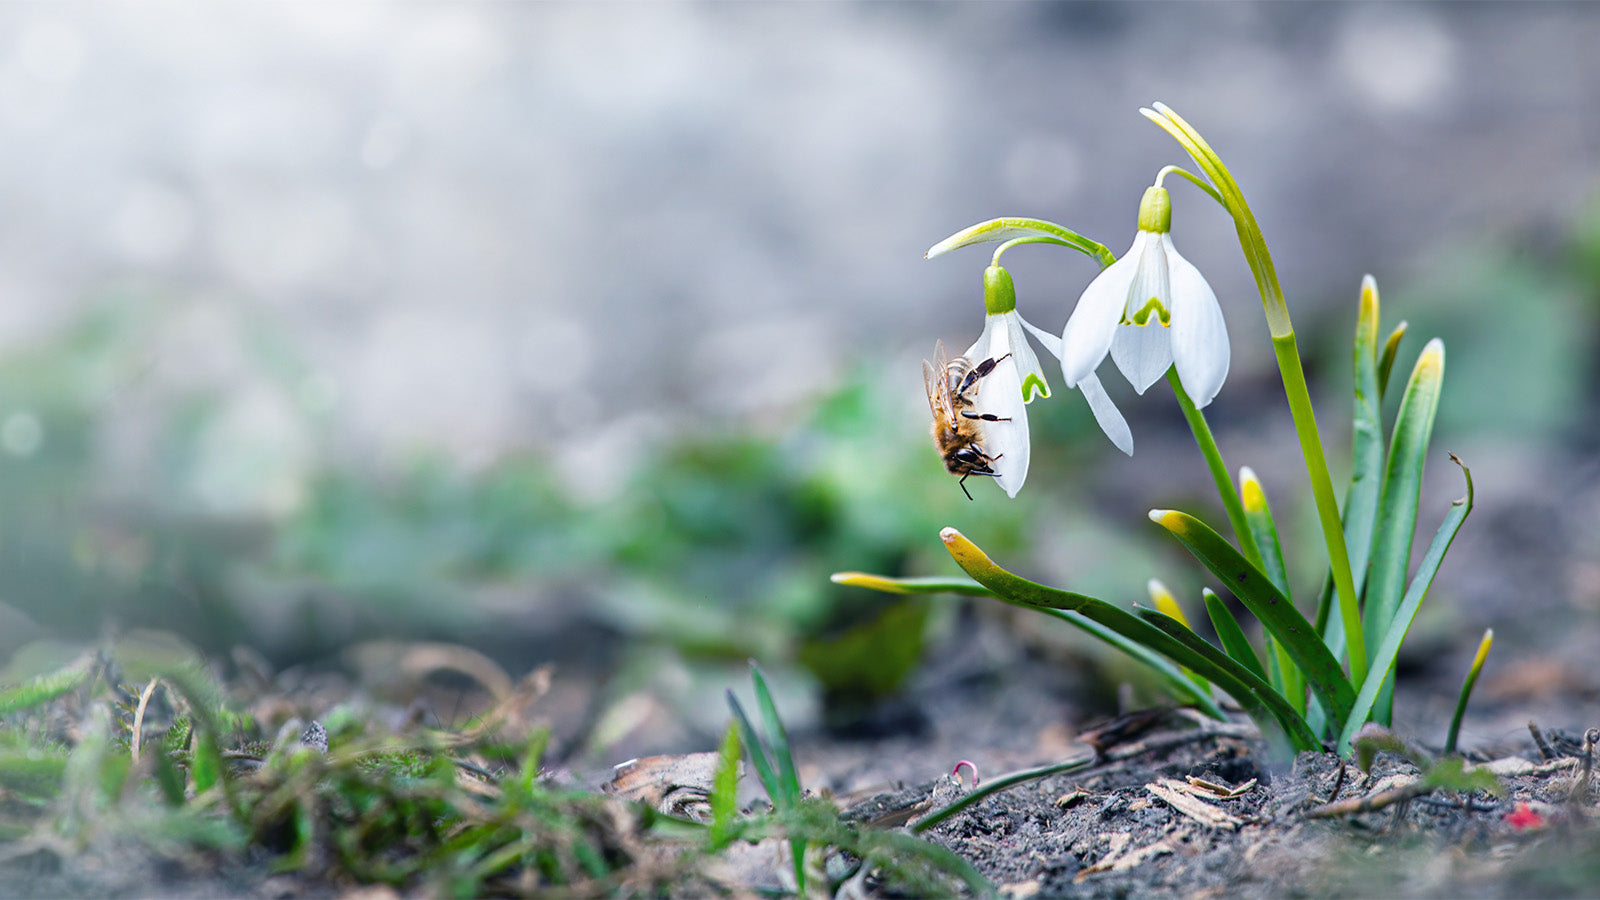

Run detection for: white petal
[[1019, 315, 1063, 360], [1163, 234, 1230, 408], [962, 314, 999, 361], [1060, 234, 1144, 387], [1124, 231, 1171, 320], [1078, 371, 1133, 456], [1109, 322, 1173, 394], [972, 324, 1030, 497], [1004, 313, 1051, 402]]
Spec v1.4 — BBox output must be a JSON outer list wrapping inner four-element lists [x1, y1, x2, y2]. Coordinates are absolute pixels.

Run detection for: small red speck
[[1505, 802, 1543, 830]]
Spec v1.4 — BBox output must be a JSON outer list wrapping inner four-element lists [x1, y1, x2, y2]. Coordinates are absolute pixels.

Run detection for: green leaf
[[0, 655, 93, 715], [1377, 321, 1409, 397], [1346, 277, 1387, 600], [725, 691, 778, 804], [845, 567, 1220, 716], [1364, 338, 1446, 651], [924, 217, 1114, 268], [1338, 457, 1473, 753], [1148, 510, 1356, 730], [938, 529, 1298, 733], [1202, 589, 1266, 681], [1446, 628, 1493, 755], [1031, 603, 1220, 716], [829, 572, 993, 597], [1136, 608, 1318, 751], [1238, 468, 1300, 709], [749, 663, 801, 808], [708, 722, 741, 851], [912, 755, 1095, 835]]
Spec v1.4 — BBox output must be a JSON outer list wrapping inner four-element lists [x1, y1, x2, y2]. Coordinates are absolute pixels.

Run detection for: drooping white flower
[[959, 298, 1050, 499], [1059, 186, 1230, 412]]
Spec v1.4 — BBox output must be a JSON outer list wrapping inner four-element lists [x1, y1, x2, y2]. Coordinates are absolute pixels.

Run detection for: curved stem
[[1154, 165, 1224, 206], [1167, 370, 1263, 570], [1145, 102, 1364, 685], [1273, 332, 1365, 684]]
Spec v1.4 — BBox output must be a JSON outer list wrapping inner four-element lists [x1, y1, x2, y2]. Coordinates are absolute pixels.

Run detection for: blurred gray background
[[0, 1, 1594, 511]]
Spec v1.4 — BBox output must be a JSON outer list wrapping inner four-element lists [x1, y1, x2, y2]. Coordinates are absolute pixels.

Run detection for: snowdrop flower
[[945, 265, 1054, 498], [1060, 185, 1230, 414]]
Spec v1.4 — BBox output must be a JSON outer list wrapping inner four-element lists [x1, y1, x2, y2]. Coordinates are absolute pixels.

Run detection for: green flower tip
[[983, 265, 1017, 315], [1359, 273, 1379, 318], [1136, 185, 1172, 234]]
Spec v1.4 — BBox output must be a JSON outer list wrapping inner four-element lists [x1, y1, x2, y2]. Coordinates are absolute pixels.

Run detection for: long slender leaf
[[1346, 277, 1387, 599], [1148, 510, 1356, 729], [708, 722, 741, 850], [1202, 589, 1266, 681], [1365, 338, 1446, 643], [725, 691, 778, 802], [1365, 339, 1446, 724], [1025, 606, 1221, 717], [912, 755, 1095, 834], [748, 663, 801, 808], [1136, 608, 1318, 751], [924, 217, 1114, 267], [0, 655, 94, 715], [829, 572, 992, 596], [1446, 628, 1493, 755], [938, 528, 1296, 737], [839, 569, 1221, 716], [1378, 321, 1409, 397], [1238, 465, 1300, 708], [1338, 457, 1473, 752], [1148, 579, 1213, 697]]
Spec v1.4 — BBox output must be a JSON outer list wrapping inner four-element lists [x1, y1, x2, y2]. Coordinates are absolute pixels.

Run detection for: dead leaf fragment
[[1184, 775, 1257, 799], [1146, 779, 1242, 829], [1075, 832, 1175, 881]]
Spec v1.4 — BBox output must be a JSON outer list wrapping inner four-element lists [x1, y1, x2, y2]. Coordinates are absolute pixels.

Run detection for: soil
[[5, 454, 1600, 899]]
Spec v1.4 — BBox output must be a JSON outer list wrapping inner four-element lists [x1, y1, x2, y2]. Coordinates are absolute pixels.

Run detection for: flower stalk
[[1143, 102, 1366, 685]]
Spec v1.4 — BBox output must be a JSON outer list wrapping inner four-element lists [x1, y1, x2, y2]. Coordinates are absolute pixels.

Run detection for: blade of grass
[[725, 691, 778, 802], [938, 528, 1301, 740], [708, 722, 741, 850], [1338, 456, 1473, 753], [748, 663, 801, 807], [1363, 339, 1446, 723], [1136, 607, 1318, 751], [1445, 628, 1493, 755], [1148, 510, 1356, 730], [1202, 589, 1266, 681], [0, 655, 94, 715]]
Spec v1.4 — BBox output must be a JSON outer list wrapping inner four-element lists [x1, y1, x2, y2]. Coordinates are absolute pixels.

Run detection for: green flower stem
[[1145, 102, 1364, 686], [1273, 332, 1366, 685], [1168, 369, 1263, 571]]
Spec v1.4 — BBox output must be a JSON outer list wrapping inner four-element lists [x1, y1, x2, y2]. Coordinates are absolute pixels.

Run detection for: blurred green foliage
[[1, 203, 1598, 715]]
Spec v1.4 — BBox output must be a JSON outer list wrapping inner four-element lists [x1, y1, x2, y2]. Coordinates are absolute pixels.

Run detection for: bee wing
[[924, 340, 957, 423]]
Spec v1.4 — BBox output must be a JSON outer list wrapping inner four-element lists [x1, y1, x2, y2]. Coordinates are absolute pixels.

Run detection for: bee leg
[[960, 411, 1012, 422], [957, 353, 1015, 395]]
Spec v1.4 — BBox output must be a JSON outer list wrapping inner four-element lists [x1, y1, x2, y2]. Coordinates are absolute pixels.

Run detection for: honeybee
[[924, 340, 1013, 500]]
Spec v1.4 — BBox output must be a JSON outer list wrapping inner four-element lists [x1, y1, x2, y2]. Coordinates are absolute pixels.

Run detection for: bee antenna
[[959, 474, 974, 501]]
